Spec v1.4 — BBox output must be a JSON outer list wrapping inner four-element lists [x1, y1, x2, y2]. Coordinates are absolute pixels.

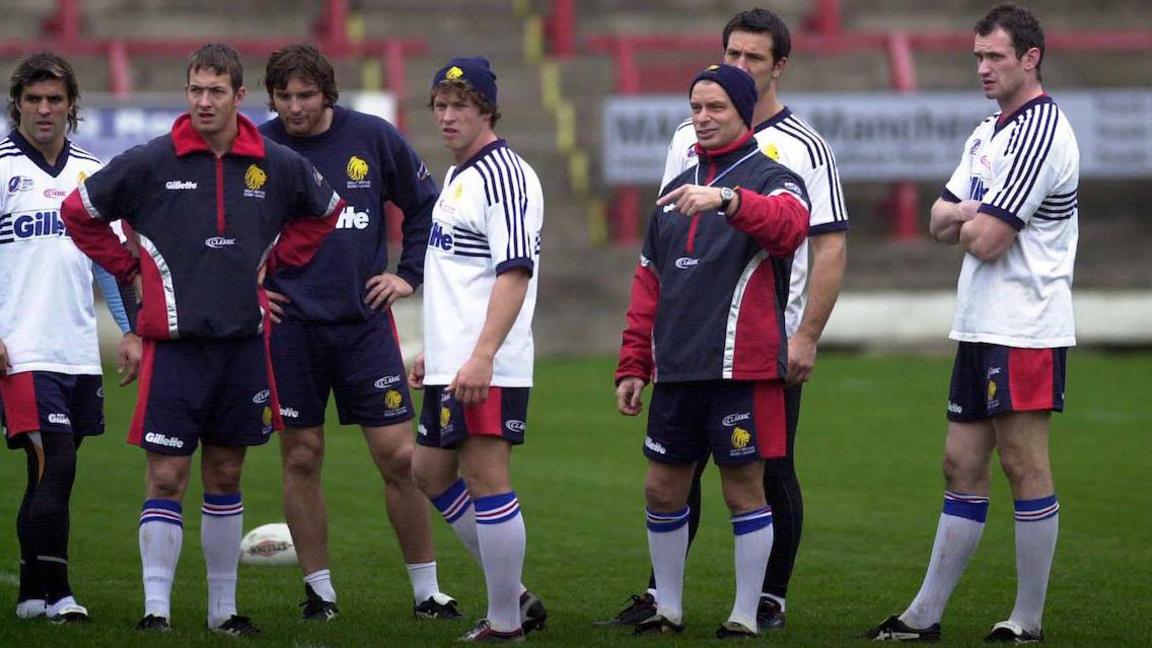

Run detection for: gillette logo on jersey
[[1, 210, 68, 243]]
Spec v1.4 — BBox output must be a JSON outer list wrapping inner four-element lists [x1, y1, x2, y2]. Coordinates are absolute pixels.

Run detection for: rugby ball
[[240, 523, 298, 566]]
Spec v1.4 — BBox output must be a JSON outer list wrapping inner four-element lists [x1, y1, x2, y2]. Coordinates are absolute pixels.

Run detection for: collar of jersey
[[754, 106, 793, 133], [171, 112, 266, 158], [7, 128, 72, 177], [449, 138, 507, 184], [693, 129, 755, 163], [994, 93, 1053, 136]]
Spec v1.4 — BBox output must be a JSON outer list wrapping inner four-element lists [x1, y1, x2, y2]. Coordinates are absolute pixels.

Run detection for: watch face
[[721, 187, 734, 200]]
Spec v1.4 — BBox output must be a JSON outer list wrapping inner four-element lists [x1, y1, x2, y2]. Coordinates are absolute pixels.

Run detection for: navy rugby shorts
[[269, 312, 413, 428], [947, 342, 1068, 422], [416, 385, 530, 449], [1, 372, 104, 448], [644, 379, 786, 466], [129, 336, 279, 455]]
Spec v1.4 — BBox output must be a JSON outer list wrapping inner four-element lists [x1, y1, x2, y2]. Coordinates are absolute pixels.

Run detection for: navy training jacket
[[616, 131, 810, 384], [62, 113, 345, 340]]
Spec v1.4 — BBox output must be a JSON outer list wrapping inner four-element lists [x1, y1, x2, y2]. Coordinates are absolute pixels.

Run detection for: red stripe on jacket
[[731, 259, 784, 380], [616, 263, 660, 384], [728, 189, 808, 257], [60, 190, 139, 282], [265, 197, 346, 276]]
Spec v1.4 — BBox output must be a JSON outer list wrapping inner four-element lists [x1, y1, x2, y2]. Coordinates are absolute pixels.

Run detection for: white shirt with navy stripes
[[0, 133, 106, 374], [942, 95, 1078, 348], [662, 108, 848, 337], [422, 139, 543, 387]]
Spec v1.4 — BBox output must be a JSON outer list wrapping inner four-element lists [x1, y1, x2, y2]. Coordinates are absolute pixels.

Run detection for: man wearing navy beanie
[[691, 64, 758, 129], [615, 64, 812, 638], [413, 56, 548, 642]]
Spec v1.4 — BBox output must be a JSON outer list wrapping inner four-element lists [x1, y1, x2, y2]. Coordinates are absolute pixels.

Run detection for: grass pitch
[[1, 351, 1149, 646]]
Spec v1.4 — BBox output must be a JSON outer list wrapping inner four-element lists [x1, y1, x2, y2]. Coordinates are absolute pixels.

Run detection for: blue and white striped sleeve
[[478, 149, 536, 276], [978, 103, 1062, 230]]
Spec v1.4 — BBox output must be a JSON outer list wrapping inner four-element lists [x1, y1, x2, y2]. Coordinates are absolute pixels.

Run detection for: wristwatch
[[718, 186, 735, 214]]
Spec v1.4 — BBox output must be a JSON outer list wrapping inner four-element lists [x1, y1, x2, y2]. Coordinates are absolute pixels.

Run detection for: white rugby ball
[[240, 523, 298, 566]]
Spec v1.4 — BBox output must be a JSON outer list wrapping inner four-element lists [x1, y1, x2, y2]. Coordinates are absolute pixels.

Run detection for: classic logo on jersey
[[446, 66, 464, 80], [722, 412, 750, 427], [761, 143, 780, 161], [374, 375, 403, 389], [731, 426, 751, 449], [166, 180, 197, 190], [205, 236, 236, 249], [336, 205, 369, 230], [144, 432, 184, 449], [506, 420, 526, 433], [43, 188, 68, 199], [244, 164, 267, 198], [384, 389, 403, 409], [252, 389, 270, 405], [346, 156, 369, 182], [7, 176, 33, 193], [428, 221, 453, 251], [674, 257, 698, 269]]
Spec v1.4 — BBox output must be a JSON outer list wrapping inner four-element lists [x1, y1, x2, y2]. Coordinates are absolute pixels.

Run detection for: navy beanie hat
[[432, 56, 498, 105], [690, 64, 757, 128]]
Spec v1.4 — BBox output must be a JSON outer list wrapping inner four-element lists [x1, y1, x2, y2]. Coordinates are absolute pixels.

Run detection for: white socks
[[474, 492, 526, 633], [201, 493, 243, 628], [901, 491, 989, 629], [407, 561, 441, 603], [646, 507, 690, 625], [730, 507, 774, 629], [139, 499, 184, 620], [1009, 496, 1059, 633], [305, 569, 336, 602]]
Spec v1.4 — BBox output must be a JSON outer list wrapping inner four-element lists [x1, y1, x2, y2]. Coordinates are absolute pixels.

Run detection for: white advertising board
[[602, 90, 1152, 184]]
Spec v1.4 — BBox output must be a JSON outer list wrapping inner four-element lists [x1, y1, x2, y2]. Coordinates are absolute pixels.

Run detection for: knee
[[644, 473, 686, 512], [375, 442, 415, 486], [281, 437, 323, 478], [941, 450, 986, 490], [147, 466, 186, 500], [203, 459, 243, 494], [998, 452, 1046, 489], [411, 450, 452, 499]]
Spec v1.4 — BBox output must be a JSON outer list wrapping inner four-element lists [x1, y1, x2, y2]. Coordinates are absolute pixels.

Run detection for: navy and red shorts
[[416, 385, 530, 449], [645, 380, 786, 466], [947, 342, 1068, 422], [130, 336, 280, 455], [269, 313, 413, 428], [1, 371, 104, 448]]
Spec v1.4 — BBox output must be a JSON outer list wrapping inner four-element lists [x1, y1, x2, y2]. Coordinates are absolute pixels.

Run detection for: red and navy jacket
[[60, 113, 345, 340], [260, 106, 437, 323], [616, 131, 809, 384]]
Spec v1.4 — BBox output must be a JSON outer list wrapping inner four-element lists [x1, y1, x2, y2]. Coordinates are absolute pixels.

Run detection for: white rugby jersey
[[662, 108, 848, 336], [0, 132, 105, 374], [942, 95, 1078, 348], [422, 140, 543, 387]]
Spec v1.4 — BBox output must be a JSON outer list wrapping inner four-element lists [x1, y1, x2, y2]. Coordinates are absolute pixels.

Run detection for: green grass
[[1, 352, 1150, 646]]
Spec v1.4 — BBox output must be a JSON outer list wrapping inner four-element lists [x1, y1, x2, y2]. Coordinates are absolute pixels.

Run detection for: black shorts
[[947, 342, 1068, 422], [129, 336, 278, 455], [645, 380, 786, 466], [1, 371, 104, 448], [270, 314, 414, 428], [416, 385, 530, 449]]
